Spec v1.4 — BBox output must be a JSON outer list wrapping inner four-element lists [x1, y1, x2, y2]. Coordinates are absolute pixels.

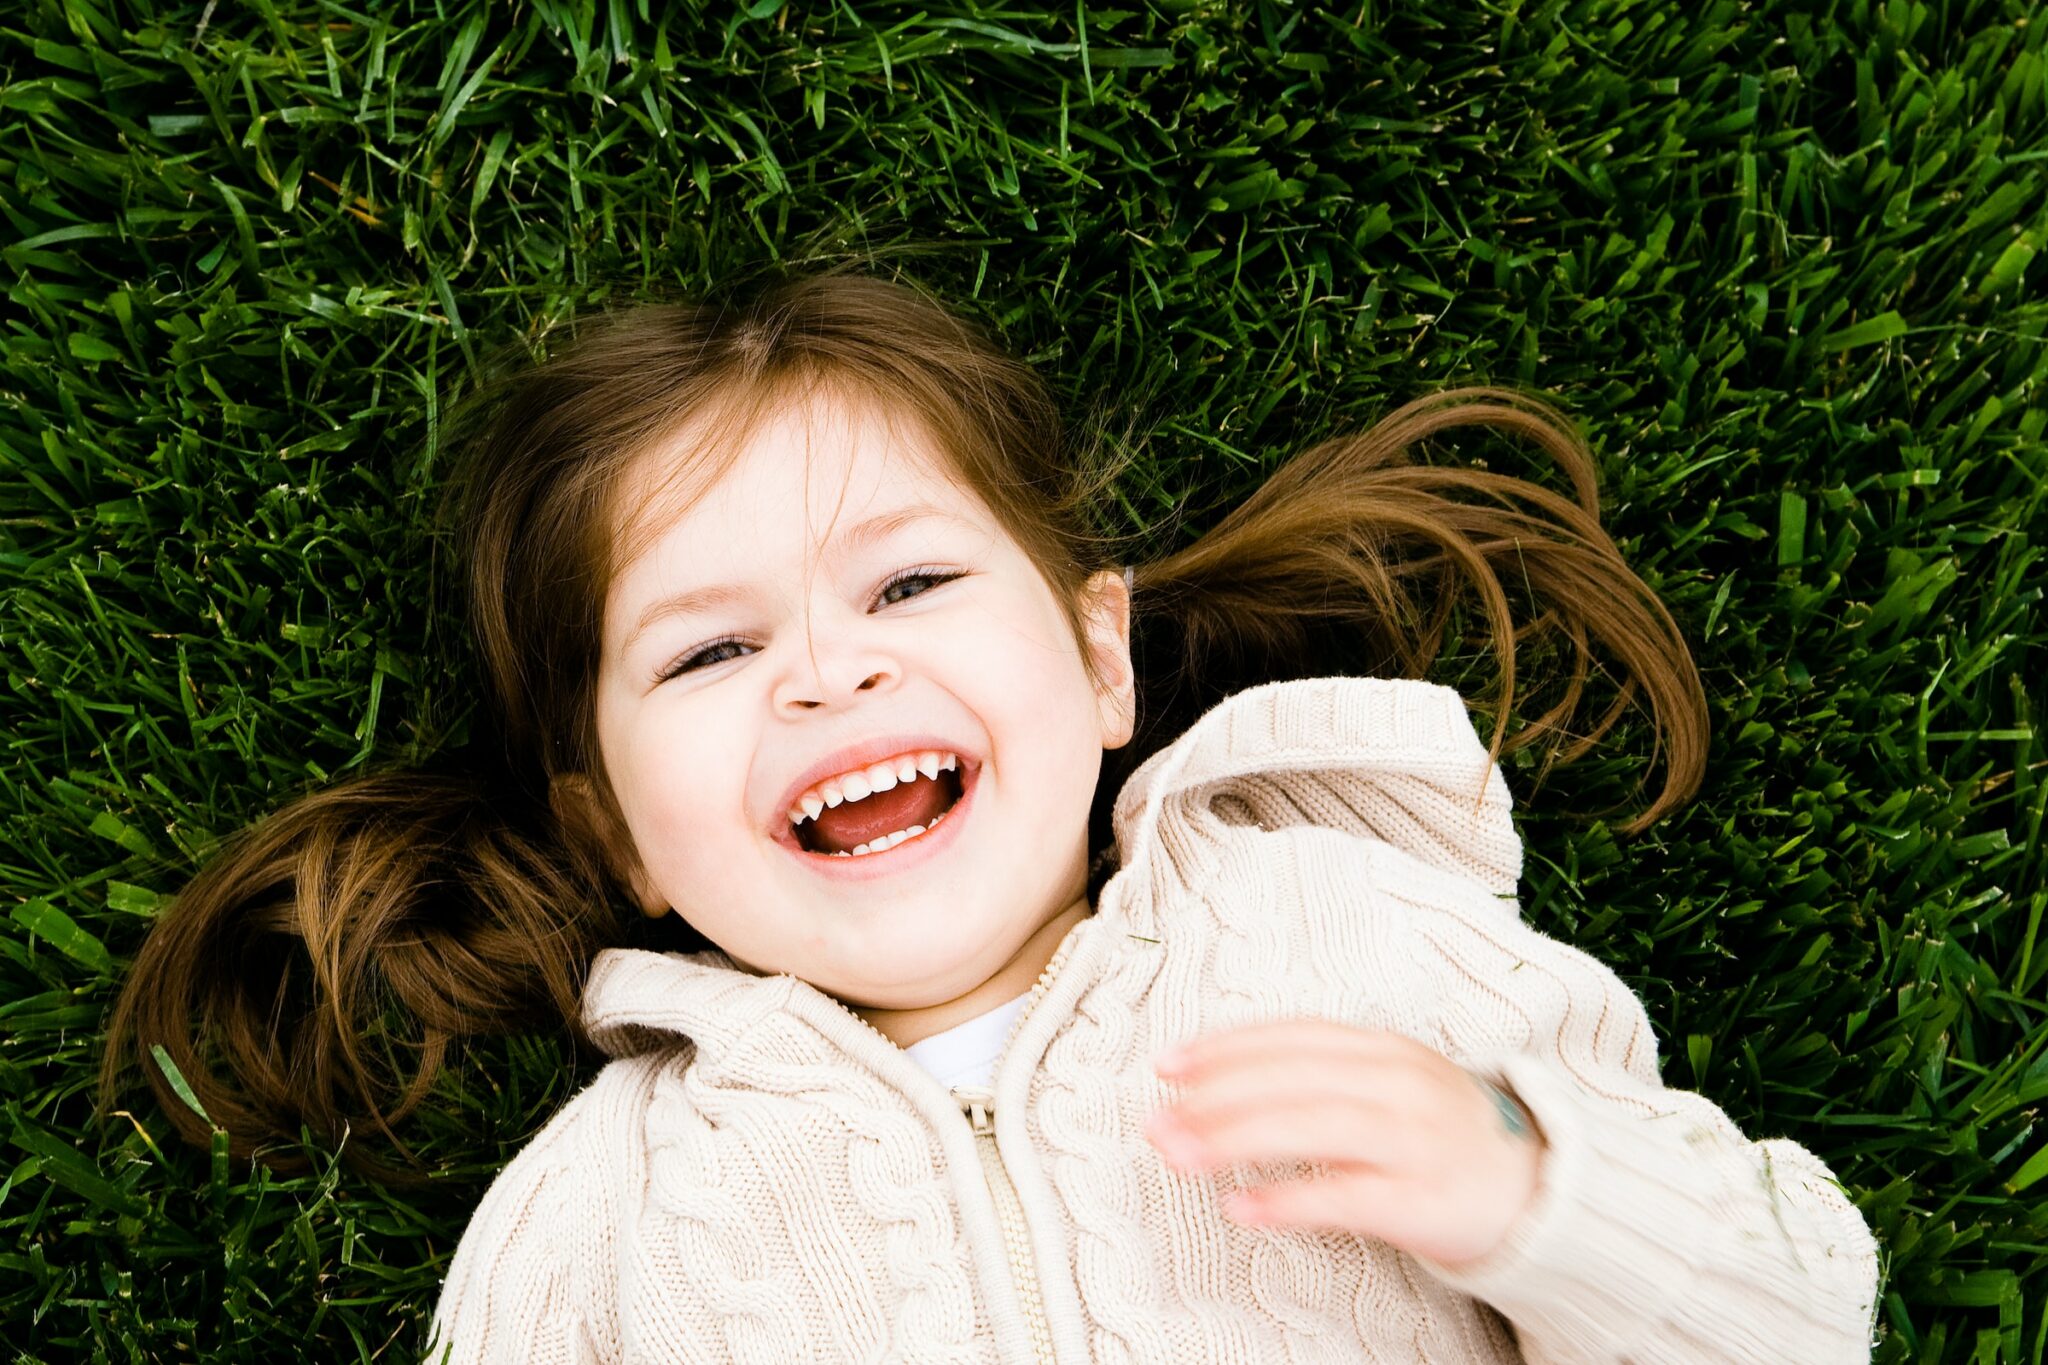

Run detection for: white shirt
[[901, 990, 1033, 1091]]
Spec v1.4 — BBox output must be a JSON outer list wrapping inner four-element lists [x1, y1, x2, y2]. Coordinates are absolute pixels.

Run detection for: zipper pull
[[952, 1084, 994, 1135]]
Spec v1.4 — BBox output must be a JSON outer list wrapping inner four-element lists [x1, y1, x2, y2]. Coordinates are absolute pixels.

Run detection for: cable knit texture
[[428, 676, 1880, 1364]]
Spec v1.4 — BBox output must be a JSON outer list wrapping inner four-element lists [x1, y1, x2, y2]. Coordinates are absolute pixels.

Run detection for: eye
[[658, 635, 749, 681], [876, 566, 966, 606]]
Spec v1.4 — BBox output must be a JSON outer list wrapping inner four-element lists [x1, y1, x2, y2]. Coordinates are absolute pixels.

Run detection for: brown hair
[[98, 267, 1707, 1181]]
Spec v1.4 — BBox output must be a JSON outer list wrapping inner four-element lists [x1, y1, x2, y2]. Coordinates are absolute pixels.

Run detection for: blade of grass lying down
[[150, 1045, 218, 1130], [2006, 1142, 2048, 1196], [6, 1106, 149, 1219], [1820, 310, 1908, 351], [10, 898, 112, 974]]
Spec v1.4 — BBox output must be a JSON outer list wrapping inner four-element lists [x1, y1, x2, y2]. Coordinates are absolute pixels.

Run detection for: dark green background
[[2, 0, 2043, 1358]]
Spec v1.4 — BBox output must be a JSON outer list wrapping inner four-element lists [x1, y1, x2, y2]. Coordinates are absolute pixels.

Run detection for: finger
[[1154, 1052, 1412, 1131], [1155, 1020, 1424, 1078], [1225, 1171, 1511, 1266], [1150, 1094, 1415, 1172], [1222, 1168, 1409, 1238]]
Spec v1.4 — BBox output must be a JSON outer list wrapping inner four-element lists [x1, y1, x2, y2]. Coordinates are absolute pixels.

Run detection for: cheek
[[600, 702, 727, 850], [980, 661, 1106, 809]]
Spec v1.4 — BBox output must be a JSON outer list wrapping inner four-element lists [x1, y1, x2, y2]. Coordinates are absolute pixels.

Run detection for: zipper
[[954, 1086, 1057, 1363], [833, 918, 1090, 1362], [951, 922, 1087, 1364]]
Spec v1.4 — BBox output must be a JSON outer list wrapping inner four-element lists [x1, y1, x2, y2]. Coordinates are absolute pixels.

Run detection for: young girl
[[102, 270, 1880, 1362]]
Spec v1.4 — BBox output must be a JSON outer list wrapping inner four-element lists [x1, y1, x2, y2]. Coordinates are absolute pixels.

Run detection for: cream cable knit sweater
[[428, 676, 1880, 1364]]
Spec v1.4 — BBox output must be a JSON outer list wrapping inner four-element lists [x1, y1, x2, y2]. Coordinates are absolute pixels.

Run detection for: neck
[[855, 898, 1092, 1049]]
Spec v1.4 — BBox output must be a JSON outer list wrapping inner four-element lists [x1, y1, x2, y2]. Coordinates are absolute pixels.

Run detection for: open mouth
[[791, 763, 969, 859]]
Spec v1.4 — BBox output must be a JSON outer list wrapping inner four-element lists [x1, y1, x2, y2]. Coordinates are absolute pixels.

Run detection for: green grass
[[2, 0, 2044, 1358]]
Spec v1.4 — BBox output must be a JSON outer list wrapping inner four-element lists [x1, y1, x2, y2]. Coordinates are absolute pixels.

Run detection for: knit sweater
[[428, 675, 1880, 1364]]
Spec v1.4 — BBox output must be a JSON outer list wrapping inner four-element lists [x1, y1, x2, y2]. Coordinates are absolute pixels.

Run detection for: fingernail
[[1154, 1046, 1189, 1074], [1147, 1113, 1201, 1166]]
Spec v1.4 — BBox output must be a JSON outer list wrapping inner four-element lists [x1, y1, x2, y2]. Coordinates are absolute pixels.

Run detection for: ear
[[549, 772, 669, 919], [1079, 568, 1137, 751]]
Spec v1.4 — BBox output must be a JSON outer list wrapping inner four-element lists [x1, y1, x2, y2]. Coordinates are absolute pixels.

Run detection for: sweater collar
[[580, 910, 1109, 1084]]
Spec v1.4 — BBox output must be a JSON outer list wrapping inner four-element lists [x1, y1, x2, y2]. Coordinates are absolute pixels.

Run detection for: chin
[[834, 933, 1021, 1009]]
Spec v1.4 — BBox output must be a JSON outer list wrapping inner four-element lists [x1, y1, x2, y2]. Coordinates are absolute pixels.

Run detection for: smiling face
[[586, 381, 1134, 1018]]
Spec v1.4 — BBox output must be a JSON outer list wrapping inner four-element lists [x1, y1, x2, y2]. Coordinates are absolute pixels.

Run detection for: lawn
[[2, 0, 2043, 1359]]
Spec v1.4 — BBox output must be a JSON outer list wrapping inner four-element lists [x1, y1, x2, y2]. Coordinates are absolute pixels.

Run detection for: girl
[[102, 270, 1880, 1362]]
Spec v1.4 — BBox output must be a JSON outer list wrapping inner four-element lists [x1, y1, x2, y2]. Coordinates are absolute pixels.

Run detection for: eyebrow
[[622, 504, 966, 653]]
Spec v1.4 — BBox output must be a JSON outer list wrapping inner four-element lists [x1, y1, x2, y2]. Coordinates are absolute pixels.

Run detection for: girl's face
[[589, 386, 1134, 1011]]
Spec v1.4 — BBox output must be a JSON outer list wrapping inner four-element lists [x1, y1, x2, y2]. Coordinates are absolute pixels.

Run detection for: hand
[[1145, 1020, 1546, 1267]]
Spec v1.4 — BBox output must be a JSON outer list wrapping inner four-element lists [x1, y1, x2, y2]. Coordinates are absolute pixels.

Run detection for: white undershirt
[[901, 989, 1033, 1091]]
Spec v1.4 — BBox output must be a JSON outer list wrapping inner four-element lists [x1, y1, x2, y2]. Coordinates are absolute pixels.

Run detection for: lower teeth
[[828, 805, 950, 857]]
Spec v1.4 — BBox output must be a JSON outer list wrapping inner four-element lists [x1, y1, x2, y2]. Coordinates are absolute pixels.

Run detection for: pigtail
[[96, 761, 616, 1185], [1117, 386, 1709, 836]]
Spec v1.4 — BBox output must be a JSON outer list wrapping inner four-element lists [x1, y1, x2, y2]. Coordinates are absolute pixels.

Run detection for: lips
[[779, 758, 981, 877], [769, 733, 980, 841]]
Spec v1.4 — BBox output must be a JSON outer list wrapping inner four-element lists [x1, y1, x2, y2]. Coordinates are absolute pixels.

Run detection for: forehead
[[607, 383, 980, 582]]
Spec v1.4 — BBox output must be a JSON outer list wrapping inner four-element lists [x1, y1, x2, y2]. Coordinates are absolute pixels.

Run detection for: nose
[[774, 622, 899, 713]]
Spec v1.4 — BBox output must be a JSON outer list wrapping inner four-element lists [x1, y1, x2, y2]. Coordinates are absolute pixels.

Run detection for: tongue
[[809, 772, 954, 853]]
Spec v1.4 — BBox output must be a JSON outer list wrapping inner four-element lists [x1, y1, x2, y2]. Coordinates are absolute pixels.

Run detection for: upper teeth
[[788, 750, 959, 826]]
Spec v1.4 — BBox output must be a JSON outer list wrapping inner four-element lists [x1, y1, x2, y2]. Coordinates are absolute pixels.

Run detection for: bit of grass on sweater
[[3, 0, 2044, 1359]]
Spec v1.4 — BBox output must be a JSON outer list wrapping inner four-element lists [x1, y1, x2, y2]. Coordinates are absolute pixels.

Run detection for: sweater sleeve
[[424, 1061, 645, 1365], [1402, 880, 1881, 1364]]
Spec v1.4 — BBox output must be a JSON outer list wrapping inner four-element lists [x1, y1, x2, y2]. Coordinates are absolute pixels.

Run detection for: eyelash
[[655, 567, 967, 682]]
